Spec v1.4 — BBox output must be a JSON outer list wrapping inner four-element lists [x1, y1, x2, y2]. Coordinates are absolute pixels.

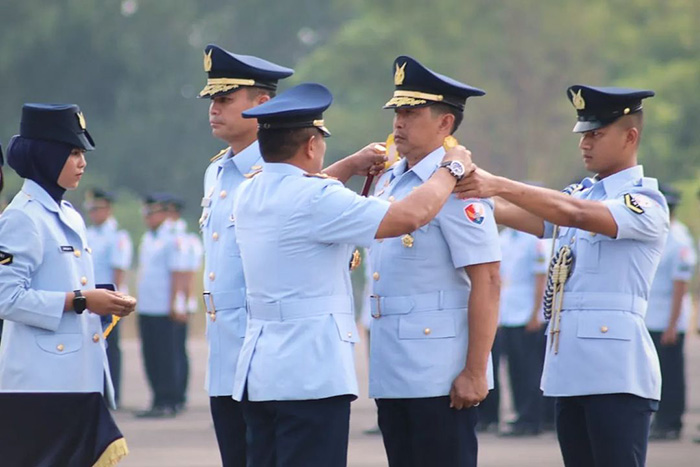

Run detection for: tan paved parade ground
[[114, 320, 700, 466]]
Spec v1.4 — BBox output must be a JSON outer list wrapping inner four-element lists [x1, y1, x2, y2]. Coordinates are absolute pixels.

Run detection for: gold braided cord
[[549, 246, 573, 354], [393, 90, 444, 102], [92, 437, 129, 467], [199, 78, 256, 97], [384, 96, 428, 107]]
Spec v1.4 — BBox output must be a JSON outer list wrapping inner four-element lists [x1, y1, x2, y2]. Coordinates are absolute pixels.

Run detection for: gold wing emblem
[[204, 49, 213, 72], [76, 112, 87, 130], [570, 89, 585, 110], [394, 62, 407, 86]]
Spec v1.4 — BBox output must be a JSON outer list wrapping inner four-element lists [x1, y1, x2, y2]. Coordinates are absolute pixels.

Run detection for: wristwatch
[[439, 160, 466, 181], [73, 289, 87, 314]]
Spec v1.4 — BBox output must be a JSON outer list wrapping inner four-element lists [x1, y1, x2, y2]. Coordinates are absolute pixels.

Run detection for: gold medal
[[443, 135, 459, 151], [349, 249, 362, 271], [384, 134, 401, 169], [401, 234, 414, 248]]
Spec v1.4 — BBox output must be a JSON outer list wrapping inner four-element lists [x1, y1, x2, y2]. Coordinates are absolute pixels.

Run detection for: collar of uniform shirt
[[263, 162, 307, 176], [21, 179, 62, 213], [392, 146, 445, 183], [599, 165, 644, 195], [230, 140, 263, 176]]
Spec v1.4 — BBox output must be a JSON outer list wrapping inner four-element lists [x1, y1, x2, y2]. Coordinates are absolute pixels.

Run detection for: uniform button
[[600, 326, 609, 333], [92, 333, 100, 343], [347, 332, 353, 339], [73, 250, 81, 258], [80, 276, 88, 285], [388, 196, 395, 202], [424, 328, 431, 335], [86, 247, 92, 254], [209, 272, 216, 281], [219, 190, 227, 199], [212, 232, 219, 241], [56, 344, 65, 352], [373, 272, 380, 281]]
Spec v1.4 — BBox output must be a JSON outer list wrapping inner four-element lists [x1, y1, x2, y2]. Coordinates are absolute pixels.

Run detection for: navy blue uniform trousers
[[242, 394, 352, 467], [210, 396, 247, 467], [377, 396, 479, 467], [138, 314, 178, 408], [649, 331, 686, 431], [556, 393, 658, 467]]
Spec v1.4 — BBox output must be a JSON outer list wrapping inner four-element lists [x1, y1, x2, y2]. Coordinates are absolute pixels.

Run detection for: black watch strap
[[73, 289, 87, 314]]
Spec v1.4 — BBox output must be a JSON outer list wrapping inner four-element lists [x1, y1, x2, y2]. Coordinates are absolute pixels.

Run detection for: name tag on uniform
[[60, 246, 75, 252], [201, 197, 212, 208]]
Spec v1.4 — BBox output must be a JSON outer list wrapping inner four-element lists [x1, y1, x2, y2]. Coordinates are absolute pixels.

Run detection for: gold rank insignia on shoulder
[[570, 89, 586, 110], [304, 172, 337, 180], [210, 148, 228, 163], [394, 62, 407, 86], [623, 193, 644, 215], [203, 49, 213, 72], [401, 234, 414, 248], [443, 135, 458, 151], [349, 249, 362, 271], [244, 168, 263, 179]]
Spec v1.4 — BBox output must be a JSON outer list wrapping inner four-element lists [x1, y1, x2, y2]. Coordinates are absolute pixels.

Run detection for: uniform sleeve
[[542, 221, 555, 239], [309, 181, 391, 248], [189, 234, 203, 271], [533, 238, 551, 274], [603, 189, 669, 242], [672, 240, 697, 282], [438, 196, 501, 269], [110, 230, 133, 271], [169, 234, 191, 272], [0, 209, 65, 331]]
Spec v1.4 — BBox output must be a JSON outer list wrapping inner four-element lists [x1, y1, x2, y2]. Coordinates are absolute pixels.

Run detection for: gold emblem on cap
[[623, 107, 630, 115], [570, 89, 586, 110], [443, 135, 459, 151], [76, 112, 87, 130], [203, 49, 213, 72], [394, 62, 407, 86], [401, 234, 414, 248]]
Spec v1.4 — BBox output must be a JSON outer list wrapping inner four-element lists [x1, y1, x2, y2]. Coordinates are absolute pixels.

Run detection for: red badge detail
[[464, 203, 485, 224]]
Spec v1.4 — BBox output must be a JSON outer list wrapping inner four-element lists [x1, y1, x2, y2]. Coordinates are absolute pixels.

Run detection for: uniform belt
[[370, 289, 469, 318], [202, 289, 246, 313], [247, 295, 352, 321], [561, 292, 647, 317]]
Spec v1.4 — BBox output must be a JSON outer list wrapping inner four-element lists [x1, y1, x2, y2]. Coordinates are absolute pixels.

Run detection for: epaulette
[[244, 168, 263, 179], [304, 172, 337, 180], [209, 148, 228, 163]]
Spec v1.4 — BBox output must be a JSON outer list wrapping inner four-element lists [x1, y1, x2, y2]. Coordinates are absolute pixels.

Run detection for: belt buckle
[[202, 291, 217, 322], [370, 294, 381, 318]]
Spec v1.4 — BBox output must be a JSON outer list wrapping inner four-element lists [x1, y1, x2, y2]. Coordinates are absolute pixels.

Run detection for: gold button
[[80, 277, 88, 286], [86, 247, 92, 254], [209, 272, 216, 281], [388, 196, 395, 202], [347, 332, 352, 338], [219, 190, 227, 199], [92, 333, 100, 343], [212, 232, 219, 241], [601, 326, 609, 333], [57, 344, 65, 352], [73, 250, 81, 258], [373, 272, 380, 281], [424, 328, 431, 335]]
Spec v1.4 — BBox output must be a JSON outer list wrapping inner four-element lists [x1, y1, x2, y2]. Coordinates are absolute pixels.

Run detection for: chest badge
[[401, 234, 414, 248], [349, 249, 362, 271]]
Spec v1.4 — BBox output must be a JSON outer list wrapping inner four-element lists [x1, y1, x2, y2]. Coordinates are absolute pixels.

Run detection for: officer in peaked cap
[[455, 85, 668, 466], [369, 56, 500, 467], [197, 43, 293, 467], [229, 81, 473, 467], [646, 184, 696, 441]]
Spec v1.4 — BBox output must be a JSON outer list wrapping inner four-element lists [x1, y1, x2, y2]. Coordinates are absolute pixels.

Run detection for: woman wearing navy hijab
[[0, 104, 136, 466]]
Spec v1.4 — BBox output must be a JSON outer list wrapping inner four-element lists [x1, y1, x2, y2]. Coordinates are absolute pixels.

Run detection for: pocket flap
[[36, 333, 83, 354], [399, 312, 456, 339], [576, 313, 634, 341], [333, 313, 359, 343]]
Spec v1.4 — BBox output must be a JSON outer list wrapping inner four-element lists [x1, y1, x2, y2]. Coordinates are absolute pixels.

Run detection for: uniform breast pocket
[[577, 312, 634, 341], [578, 233, 607, 272], [398, 312, 456, 340], [36, 333, 83, 355], [226, 219, 241, 256]]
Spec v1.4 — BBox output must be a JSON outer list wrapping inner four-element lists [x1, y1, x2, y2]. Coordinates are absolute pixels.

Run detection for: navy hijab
[[7, 136, 73, 202]]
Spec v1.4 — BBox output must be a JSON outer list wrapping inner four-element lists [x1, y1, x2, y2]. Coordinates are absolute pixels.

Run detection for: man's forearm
[[667, 280, 688, 330]]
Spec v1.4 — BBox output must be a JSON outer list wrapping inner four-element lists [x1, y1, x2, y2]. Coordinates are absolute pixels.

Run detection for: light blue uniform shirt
[[0, 180, 113, 398], [86, 217, 132, 288], [499, 228, 550, 327], [231, 163, 390, 402], [646, 220, 696, 332], [541, 165, 668, 399], [136, 221, 181, 315], [200, 143, 262, 396], [368, 147, 501, 399]]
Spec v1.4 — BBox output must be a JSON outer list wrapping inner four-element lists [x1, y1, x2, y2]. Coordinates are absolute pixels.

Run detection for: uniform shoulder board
[[304, 172, 337, 180], [210, 148, 228, 163], [244, 168, 263, 179]]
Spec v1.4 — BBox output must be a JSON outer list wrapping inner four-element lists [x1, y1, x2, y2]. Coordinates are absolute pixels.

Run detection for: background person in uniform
[[0, 140, 4, 342], [135, 192, 182, 418], [497, 226, 551, 437], [197, 43, 294, 467], [85, 188, 133, 408], [231, 82, 473, 467], [455, 85, 668, 467], [0, 104, 135, 465], [646, 184, 696, 441], [368, 56, 501, 467]]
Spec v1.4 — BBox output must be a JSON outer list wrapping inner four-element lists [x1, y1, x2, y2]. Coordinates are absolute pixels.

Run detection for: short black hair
[[258, 127, 319, 163], [246, 87, 277, 100], [430, 103, 464, 134]]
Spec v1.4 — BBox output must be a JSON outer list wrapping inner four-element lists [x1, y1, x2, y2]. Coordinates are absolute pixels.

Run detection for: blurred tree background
[[1, 0, 699, 239]]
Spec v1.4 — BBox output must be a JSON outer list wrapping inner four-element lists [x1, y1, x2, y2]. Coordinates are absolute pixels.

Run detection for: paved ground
[[114, 318, 700, 466]]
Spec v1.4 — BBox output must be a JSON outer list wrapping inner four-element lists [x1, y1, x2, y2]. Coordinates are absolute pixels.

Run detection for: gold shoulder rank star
[[623, 193, 644, 214], [304, 173, 337, 180], [210, 148, 228, 163], [244, 168, 263, 179]]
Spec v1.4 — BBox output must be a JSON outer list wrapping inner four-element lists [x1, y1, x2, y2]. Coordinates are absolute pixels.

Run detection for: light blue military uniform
[[137, 219, 181, 315], [499, 228, 550, 326], [368, 147, 501, 399], [231, 163, 390, 402], [0, 180, 112, 396], [646, 219, 696, 332], [541, 166, 669, 399], [200, 142, 262, 396], [86, 217, 132, 288]]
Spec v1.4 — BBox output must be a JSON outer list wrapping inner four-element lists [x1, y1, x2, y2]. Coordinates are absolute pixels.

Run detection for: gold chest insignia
[[401, 234, 414, 248], [349, 249, 362, 271]]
